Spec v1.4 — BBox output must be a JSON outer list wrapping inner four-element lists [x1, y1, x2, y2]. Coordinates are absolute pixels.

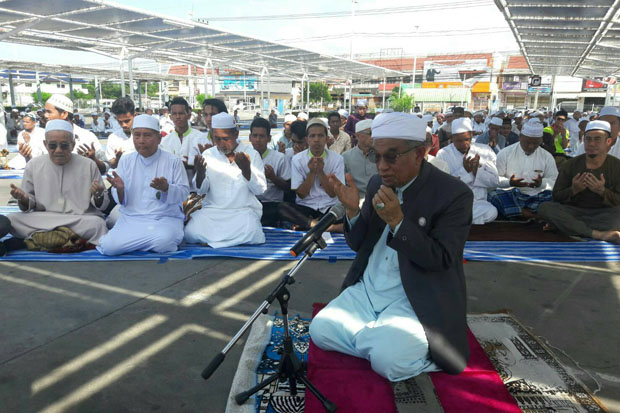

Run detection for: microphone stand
[[201, 236, 337, 413]]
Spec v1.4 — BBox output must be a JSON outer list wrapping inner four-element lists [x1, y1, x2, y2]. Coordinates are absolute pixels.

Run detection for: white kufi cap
[[297, 112, 309, 121], [451, 117, 473, 134], [284, 114, 297, 123], [132, 114, 160, 132], [47, 94, 74, 112], [599, 106, 620, 119], [490, 117, 503, 127], [371, 112, 426, 142], [45, 119, 74, 136], [521, 119, 544, 138], [585, 120, 611, 134], [211, 112, 237, 129], [355, 119, 372, 133]]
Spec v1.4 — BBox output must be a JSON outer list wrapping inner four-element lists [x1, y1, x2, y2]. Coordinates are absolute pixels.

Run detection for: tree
[[30, 92, 52, 105], [302, 82, 332, 104], [195, 93, 213, 107], [389, 94, 415, 113]]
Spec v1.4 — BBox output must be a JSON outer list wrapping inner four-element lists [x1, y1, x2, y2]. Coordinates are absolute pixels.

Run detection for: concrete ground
[[0, 152, 619, 412]]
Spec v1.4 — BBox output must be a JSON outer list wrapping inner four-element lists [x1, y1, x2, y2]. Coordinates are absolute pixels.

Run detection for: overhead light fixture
[[162, 19, 194, 29]]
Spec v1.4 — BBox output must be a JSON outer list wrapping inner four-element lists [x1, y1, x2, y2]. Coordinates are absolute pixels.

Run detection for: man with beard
[[538, 120, 620, 243]]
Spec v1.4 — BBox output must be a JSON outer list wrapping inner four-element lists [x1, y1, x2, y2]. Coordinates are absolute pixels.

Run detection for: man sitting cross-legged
[[436, 117, 499, 224], [538, 120, 620, 243], [278, 118, 345, 231], [97, 115, 189, 256], [249, 117, 291, 227], [184, 112, 267, 248], [309, 112, 473, 381], [487, 119, 558, 220], [0, 120, 109, 254]]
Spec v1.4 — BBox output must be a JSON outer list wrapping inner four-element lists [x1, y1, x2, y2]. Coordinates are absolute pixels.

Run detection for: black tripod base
[[235, 337, 337, 412]]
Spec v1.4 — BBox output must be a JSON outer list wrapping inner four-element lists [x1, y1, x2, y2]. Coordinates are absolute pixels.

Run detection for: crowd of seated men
[[1, 95, 619, 257]]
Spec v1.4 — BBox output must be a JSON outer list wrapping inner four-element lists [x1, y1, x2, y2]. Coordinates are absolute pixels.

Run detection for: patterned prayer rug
[[227, 313, 606, 413]]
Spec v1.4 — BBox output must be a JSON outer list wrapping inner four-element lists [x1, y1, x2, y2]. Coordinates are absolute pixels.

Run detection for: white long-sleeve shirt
[[105, 129, 136, 161], [198, 142, 267, 212], [436, 142, 499, 201], [565, 118, 581, 151], [113, 149, 189, 221], [495, 143, 558, 196]]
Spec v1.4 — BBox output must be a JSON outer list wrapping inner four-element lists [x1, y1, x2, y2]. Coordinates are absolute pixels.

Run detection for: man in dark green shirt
[[538, 120, 620, 243]]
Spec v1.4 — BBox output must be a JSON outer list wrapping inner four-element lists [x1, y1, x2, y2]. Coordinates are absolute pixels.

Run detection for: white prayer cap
[[529, 110, 542, 118], [91, 112, 99, 116], [489, 117, 503, 127], [284, 114, 297, 123], [585, 120, 611, 134], [422, 114, 433, 123], [521, 119, 544, 138], [297, 112, 309, 121], [104, 108, 111, 114], [451, 117, 473, 134], [371, 112, 426, 142], [473, 111, 484, 117], [578, 117, 590, 125], [47, 94, 73, 112], [211, 112, 237, 129], [599, 106, 620, 119], [338, 109, 349, 118], [45, 119, 74, 136], [132, 114, 160, 132], [355, 119, 372, 133], [589, 112, 598, 119], [357, 99, 368, 107], [306, 117, 328, 131]]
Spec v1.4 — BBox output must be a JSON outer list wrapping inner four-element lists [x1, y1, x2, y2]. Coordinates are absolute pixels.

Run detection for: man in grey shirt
[[342, 119, 377, 204]]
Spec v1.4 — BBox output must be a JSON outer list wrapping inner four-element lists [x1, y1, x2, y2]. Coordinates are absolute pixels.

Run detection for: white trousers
[[472, 200, 498, 225], [97, 214, 184, 256], [309, 281, 438, 381]]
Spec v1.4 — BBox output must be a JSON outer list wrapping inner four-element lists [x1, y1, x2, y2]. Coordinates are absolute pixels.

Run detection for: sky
[[0, 0, 520, 67]]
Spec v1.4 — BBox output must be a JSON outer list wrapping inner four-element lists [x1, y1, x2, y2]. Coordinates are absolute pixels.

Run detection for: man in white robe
[[3, 120, 108, 251], [97, 115, 189, 255], [184, 112, 267, 248], [9, 112, 47, 170], [90, 112, 106, 137], [437, 118, 499, 224], [488, 119, 558, 219], [158, 107, 175, 136]]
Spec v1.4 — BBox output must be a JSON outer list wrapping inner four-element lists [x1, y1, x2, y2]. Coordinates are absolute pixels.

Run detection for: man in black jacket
[[309, 111, 473, 381]]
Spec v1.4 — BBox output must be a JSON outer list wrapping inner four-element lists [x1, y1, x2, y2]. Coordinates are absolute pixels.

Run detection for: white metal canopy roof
[[0, 59, 190, 82], [495, 0, 620, 78], [0, 0, 406, 82]]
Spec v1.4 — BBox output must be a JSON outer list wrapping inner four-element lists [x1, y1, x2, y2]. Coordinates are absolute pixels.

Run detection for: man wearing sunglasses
[[310, 112, 473, 381], [0, 120, 109, 254], [543, 109, 569, 155]]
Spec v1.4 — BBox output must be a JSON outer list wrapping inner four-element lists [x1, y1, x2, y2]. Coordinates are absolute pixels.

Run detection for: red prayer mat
[[305, 303, 520, 413]]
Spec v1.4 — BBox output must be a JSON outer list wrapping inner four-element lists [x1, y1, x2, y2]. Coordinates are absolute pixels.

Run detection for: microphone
[[290, 204, 345, 257]]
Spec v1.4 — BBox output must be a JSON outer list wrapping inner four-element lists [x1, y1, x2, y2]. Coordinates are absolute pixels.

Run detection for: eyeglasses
[[367, 146, 416, 164], [47, 142, 72, 151], [555, 117, 567, 122]]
